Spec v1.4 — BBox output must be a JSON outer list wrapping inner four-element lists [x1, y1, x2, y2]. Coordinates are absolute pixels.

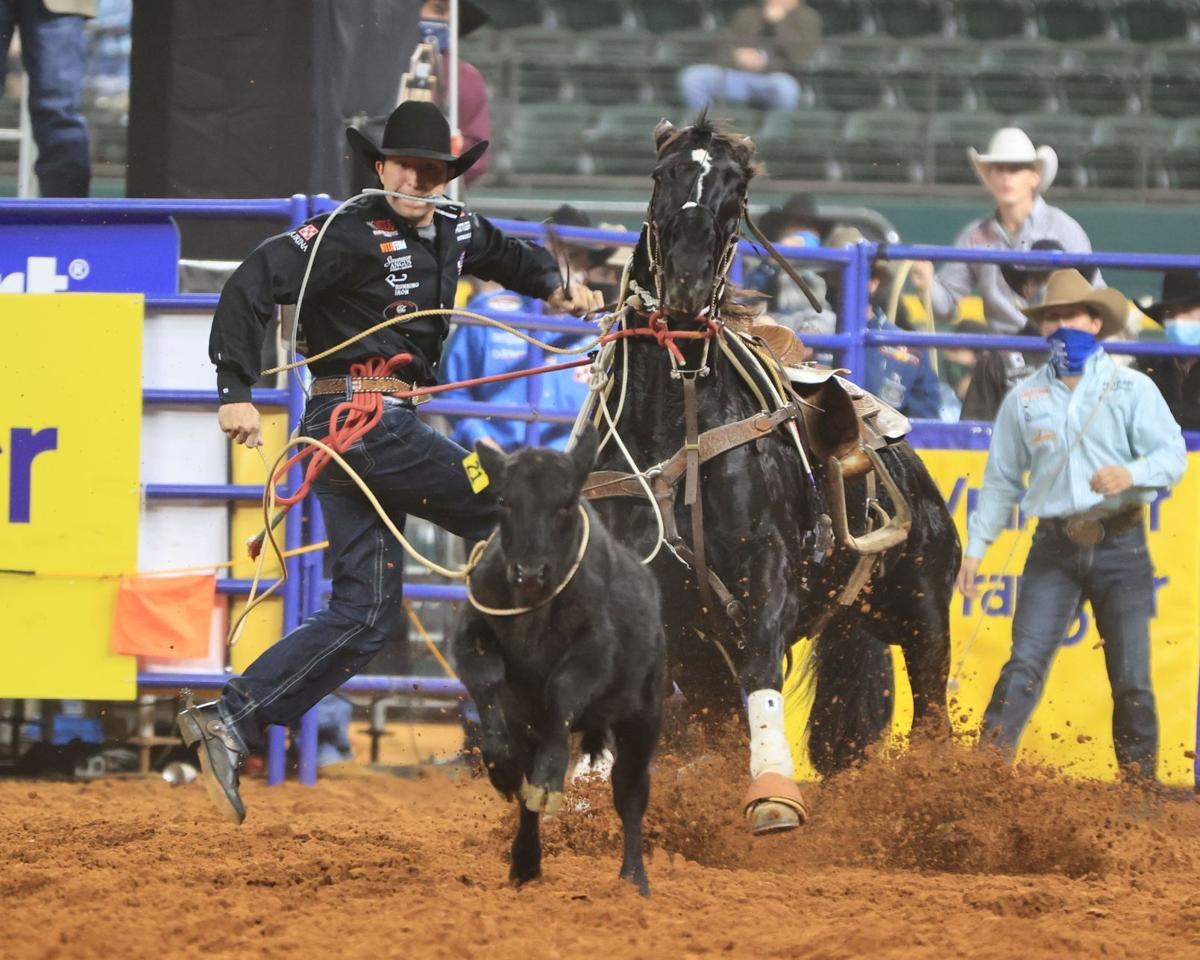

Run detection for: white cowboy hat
[[968, 127, 1058, 193]]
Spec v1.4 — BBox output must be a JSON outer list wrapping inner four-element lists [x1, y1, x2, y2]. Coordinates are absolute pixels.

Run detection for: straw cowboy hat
[[1020, 269, 1128, 339], [969, 128, 1058, 192], [345, 100, 487, 181], [823, 226, 897, 279]]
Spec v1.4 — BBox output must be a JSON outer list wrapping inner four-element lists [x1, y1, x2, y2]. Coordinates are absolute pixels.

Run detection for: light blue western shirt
[[965, 349, 1188, 559]]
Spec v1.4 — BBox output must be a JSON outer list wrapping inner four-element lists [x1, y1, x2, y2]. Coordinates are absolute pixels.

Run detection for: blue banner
[[0, 221, 179, 294]]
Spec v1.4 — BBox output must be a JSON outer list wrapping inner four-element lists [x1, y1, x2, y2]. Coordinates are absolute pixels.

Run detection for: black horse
[[583, 115, 960, 834]]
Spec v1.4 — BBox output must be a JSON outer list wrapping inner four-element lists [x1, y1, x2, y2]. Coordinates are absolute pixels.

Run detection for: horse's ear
[[475, 441, 507, 489], [569, 424, 598, 488], [653, 119, 676, 153]]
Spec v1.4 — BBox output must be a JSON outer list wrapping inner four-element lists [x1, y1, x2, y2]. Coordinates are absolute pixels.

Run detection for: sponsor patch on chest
[[379, 240, 407, 253], [370, 219, 399, 237]]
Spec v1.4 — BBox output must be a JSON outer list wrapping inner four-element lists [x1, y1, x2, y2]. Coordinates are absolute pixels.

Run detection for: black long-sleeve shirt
[[210, 195, 562, 404]]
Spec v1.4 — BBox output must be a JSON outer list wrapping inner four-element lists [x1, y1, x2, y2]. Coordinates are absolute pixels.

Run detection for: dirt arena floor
[[3, 734, 1199, 960]]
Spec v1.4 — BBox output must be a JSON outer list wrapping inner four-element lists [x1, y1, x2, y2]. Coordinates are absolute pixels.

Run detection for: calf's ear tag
[[462, 451, 490, 493]]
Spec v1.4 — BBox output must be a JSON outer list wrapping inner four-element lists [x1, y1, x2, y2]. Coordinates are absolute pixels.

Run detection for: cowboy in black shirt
[[182, 102, 601, 823]]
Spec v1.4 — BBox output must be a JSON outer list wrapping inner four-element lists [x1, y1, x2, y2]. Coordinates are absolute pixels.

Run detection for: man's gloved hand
[[218, 402, 263, 448], [547, 282, 605, 316]]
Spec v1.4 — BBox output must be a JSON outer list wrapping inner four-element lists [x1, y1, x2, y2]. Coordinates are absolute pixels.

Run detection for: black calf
[[451, 426, 666, 896]]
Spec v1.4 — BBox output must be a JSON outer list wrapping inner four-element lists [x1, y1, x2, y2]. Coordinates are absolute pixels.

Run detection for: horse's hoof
[[742, 773, 808, 835], [747, 799, 801, 835], [519, 781, 563, 814]]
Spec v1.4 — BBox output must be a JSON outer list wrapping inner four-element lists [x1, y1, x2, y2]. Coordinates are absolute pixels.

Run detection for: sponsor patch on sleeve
[[462, 451, 490, 493]]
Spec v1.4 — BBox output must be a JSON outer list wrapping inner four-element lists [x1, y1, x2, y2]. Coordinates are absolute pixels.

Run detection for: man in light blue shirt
[[957, 270, 1187, 780]]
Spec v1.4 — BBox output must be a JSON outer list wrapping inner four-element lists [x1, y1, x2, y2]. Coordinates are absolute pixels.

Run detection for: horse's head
[[475, 426, 599, 603], [647, 113, 757, 319]]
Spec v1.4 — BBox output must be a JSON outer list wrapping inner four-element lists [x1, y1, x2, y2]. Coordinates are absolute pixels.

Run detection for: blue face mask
[[1047, 326, 1100, 377], [419, 19, 450, 52], [1164, 318, 1200, 346]]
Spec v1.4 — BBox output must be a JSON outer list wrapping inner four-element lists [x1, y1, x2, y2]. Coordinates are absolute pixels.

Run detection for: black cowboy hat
[[545, 203, 617, 268], [999, 239, 1096, 295], [457, 0, 490, 37], [345, 100, 488, 180], [778, 193, 834, 235], [1144, 269, 1200, 323]]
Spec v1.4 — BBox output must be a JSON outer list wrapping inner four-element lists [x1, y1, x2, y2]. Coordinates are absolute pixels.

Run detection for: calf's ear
[[569, 424, 599, 488], [475, 441, 507, 488]]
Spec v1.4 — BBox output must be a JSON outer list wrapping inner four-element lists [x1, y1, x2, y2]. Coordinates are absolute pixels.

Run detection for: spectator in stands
[[937, 319, 985, 422], [418, 0, 491, 186], [910, 128, 1099, 336], [678, 0, 821, 112], [440, 204, 608, 452], [959, 240, 1093, 421], [959, 270, 1187, 782], [1137, 270, 1200, 430], [1, 0, 95, 196], [745, 195, 835, 356], [825, 227, 940, 418]]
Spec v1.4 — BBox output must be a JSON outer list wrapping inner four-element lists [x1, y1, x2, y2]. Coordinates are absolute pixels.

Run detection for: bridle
[[644, 142, 744, 330]]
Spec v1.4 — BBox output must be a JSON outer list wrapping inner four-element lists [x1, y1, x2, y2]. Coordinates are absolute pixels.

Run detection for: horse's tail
[[805, 616, 894, 776]]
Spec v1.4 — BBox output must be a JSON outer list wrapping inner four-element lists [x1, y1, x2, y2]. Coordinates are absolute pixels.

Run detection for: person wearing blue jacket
[[441, 204, 613, 451], [440, 287, 592, 451]]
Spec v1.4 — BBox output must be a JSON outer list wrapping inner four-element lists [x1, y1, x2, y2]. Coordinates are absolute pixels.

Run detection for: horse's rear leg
[[611, 715, 657, 897]]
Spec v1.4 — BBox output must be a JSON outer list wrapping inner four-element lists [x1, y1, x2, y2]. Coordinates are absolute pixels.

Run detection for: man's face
[[1037, 305, 1102, 337], [984, 162, 1040, 207], [1166, 301, 1200, 323], [421, 0, 449, 19], [375, 156, 450, 224]]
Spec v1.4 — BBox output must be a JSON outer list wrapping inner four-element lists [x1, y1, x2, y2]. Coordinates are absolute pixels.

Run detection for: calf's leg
[[509, 804, 542, 886]]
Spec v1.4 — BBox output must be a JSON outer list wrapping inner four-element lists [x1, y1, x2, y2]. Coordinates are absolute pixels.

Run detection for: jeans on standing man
[[980, 521, 1158, 774], [0, 0, 93, 197], [218, 396, 497, 752]]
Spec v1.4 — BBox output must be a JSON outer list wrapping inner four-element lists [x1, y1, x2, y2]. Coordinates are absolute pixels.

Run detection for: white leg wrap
[[747, 689, 794, 780]]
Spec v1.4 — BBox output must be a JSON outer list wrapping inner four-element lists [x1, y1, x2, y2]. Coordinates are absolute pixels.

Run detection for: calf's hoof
[[520, 779, 563, 814], [742, 773, 808, 836]]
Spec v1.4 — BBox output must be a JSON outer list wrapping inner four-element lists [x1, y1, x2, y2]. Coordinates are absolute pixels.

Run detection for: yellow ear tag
[[462, 451, 490, 493]]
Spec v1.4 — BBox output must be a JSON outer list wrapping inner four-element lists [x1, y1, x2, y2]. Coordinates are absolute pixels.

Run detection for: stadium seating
[[870, 0, 950, 38], [973, 68, 1054, 115], [1056, 67, 1139, 117], [484, 0, 551, 30], [756, 109, 843, 181], [956, 0, 1030, 41], [1147, 67, 1200, 118], [588, 104, 678, 176], [1086, 114, 1174, 188], [806, 0, 871, 36], [1036, 0, 1113, 41], [1113, 0, 1197, 43], [806, 64, 887, 112], [630, 0, 708, 33], [840, 109, 925, 183], [506, 104, 595, 175], [927, 111, 1006, 184], [1164, 119, 1200, 189], [558, 0, 629, 32]]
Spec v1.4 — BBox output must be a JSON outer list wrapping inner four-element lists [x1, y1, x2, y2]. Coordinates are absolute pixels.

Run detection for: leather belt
[[309, 375, 430, 404], [1040, 506, 1143, 547]]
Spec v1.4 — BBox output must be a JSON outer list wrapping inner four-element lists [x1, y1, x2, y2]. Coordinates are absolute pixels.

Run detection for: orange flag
[[111, 574, 217, 659]]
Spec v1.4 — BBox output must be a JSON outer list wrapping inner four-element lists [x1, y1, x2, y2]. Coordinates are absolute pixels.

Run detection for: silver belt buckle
[[1064, 517, 1105, 547]]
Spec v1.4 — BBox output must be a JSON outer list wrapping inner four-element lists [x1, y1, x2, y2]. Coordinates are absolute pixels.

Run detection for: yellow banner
[[0, 294, 143, 699], [785, 449, 1199, 787]]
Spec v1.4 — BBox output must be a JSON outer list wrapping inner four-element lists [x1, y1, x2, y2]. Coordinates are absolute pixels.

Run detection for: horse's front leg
[[738, 550, 810, 835]]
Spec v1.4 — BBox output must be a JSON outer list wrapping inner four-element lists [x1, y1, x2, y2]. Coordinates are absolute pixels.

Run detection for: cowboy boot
[[177, 692, 247, 825]]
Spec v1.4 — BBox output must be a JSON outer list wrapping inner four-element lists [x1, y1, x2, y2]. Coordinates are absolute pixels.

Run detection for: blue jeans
[[0, 0, 91, 197], [979, 520, 1158, 779], [220, 397, 498, 750], [678, 64, 802, 111]]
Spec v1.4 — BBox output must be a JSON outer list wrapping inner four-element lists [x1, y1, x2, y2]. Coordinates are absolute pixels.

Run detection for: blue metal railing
[[9, 196, 1197, 785]]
